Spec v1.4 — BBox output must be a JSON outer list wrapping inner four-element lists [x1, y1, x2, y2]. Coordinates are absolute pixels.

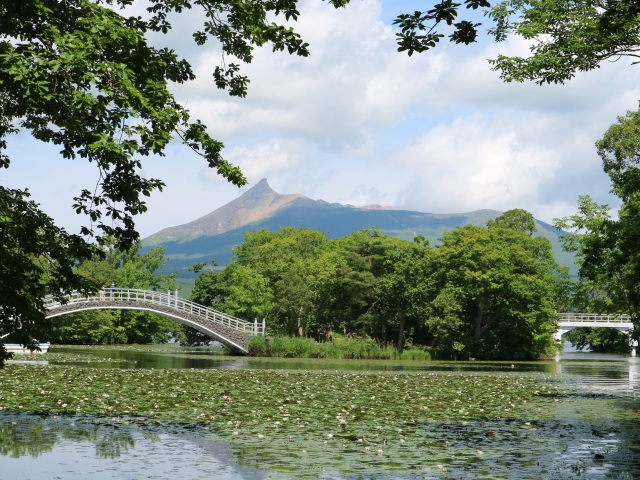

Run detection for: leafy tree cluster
[[191, 210, 567, 360]]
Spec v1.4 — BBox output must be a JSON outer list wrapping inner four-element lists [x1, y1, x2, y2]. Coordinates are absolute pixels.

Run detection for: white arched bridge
[[44, 288, 265, 354], [555, 312, 637, 356]]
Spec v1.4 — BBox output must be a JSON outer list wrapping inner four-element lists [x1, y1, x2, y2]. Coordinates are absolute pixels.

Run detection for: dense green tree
[[371, 235, 435, 351], [328, 228, 395, 341], [0, 187, 97, 361], [486, 207, 536, 235], [425, 285, 467, 357], [427, 210, 564, 360], [199, 227, 336, 337], [321, 229, 435, 348]]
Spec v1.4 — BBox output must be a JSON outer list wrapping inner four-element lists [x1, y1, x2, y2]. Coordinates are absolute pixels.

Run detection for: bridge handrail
[[43, 288, 265, 335], [557, 312, 632, 324]]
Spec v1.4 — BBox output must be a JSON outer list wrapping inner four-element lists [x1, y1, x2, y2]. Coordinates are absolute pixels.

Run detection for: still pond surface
[[2, 346, 640, 479]]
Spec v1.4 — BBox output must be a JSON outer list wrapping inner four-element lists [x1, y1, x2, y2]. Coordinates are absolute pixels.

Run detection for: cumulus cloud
[[172, 0, 445, 150], [394, 114, 562, 213], [203, 139, 307, 184]]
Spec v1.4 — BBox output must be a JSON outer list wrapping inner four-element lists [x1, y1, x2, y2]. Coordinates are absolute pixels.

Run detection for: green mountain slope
[[142, 179, 574, 284]]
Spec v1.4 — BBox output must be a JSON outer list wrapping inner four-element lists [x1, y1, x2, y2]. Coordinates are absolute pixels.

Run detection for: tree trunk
[[474, 297, 498, 339], [396, 307, 406, 352], [474, 297, 485, 340], [297, 306, 304, 337]]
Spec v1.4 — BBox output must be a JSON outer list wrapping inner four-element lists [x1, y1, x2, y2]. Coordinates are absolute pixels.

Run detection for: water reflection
[[0, 413, 267, 479], [0, 414, 56, 458], [552, 352, 640, 397], [51, 345, 560, 372]]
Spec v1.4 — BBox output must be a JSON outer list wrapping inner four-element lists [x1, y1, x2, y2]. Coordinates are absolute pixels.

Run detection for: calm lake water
[[2, 346, 640, 479]]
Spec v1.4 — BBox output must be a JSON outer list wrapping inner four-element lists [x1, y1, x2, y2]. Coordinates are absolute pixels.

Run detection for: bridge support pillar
[[554, 327, 572, 343]]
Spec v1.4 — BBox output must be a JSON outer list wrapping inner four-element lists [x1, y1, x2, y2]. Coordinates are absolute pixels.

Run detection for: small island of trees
[[188, 208, 569, 360]]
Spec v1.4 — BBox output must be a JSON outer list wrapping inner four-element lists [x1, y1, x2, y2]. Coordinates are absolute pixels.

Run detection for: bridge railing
[[44, 288, 265, 336], [557, 312, 632, 324]]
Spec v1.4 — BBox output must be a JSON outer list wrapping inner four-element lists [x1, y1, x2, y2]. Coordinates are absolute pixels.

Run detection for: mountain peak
[[239, 178, 277, 207], [143, 179, 307, 245], [251, 178, 274, 194]]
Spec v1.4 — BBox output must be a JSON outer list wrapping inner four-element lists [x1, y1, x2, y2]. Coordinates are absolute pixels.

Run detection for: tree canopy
[[0, 186, 97, 360], [192, 212, 565, 360], [393, 0, 640, 86], [427, 212, 564, 359], [486, 0, 640, 84]]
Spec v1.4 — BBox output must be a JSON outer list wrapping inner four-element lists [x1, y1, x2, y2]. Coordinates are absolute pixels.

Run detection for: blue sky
[[3, 0, 638, 239]]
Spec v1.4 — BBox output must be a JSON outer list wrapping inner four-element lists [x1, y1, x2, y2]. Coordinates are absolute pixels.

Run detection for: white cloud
[[151, 12, 638, 228], [205, 139, 307, 184], [172, 0, 445, 151], [395, 114, 561, 213]]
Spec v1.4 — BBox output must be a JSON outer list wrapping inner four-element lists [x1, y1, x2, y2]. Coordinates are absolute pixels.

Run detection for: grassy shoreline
[[247, 335, 433, 360]]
